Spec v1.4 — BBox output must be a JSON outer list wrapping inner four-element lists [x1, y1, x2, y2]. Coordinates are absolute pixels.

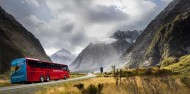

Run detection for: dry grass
[[70, 73, 86, 78], [0, 74, 12, 87], [1, 71, 189, 94], [122, 76, 190, 94], [35, 77, 118, 94], [35, 76, 190, 94], [0, 80, 11, 87]]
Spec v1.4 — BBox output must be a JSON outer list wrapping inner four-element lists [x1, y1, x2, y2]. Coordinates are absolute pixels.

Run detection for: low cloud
[[83, 5, 129, 24], [0, 0, 172, 56], [21, 0, 39, 7]]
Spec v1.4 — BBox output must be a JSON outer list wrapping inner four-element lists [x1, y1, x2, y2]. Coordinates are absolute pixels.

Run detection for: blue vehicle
[[11, 58, 27, 84]]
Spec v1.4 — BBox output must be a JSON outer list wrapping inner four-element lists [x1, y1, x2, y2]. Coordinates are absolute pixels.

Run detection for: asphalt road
[[0, 73, 96, 92]]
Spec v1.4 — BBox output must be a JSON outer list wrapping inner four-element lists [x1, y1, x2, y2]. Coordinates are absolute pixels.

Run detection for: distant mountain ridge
[[70, 30, 142, 72], [50, 48, 76, 65], [122, 0, 190, 68], [0, 7, 51, 73]]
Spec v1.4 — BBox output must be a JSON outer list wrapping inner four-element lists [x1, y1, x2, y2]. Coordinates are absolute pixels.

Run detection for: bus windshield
[[11, 66, 21, 73]]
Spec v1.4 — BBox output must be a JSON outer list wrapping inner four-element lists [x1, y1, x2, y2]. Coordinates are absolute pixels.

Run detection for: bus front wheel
[[46, 76, 50, 82], [40, 76, 44, 82]]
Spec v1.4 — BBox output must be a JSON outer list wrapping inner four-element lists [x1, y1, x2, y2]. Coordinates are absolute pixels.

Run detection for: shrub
[[103, 72, 109, 77], [122, 67, 174, 77], [124, 70, 136, 77], [154, 69, 174, 76], [73, 83, 84, 91], [86, 84, 98, 94], [138, 68, 145, 75], [161, 57, 178, 67], [97, 83, 104, 94], [156, 64, 161, 68], [74, 83, 104, 94], [144, 68, 154, 75]]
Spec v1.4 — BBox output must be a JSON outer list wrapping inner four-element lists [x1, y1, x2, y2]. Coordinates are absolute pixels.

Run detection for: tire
[[40, 76, 44, 82], [64, 75, 67, 80], [46, 76, 50, 82]]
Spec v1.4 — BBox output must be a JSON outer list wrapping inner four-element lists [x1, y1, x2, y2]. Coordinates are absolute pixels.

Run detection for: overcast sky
[[0, 0, 172, 56]]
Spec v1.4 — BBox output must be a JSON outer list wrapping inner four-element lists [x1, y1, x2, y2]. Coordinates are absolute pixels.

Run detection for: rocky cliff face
[[0, 7, 51, 73], [70, 30, 141, 72], [122, 0, 190, 68], [51, 48, 76, 65]]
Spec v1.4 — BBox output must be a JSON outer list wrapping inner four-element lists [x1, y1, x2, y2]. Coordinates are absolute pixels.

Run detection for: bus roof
[[24, 57, 67, 66]]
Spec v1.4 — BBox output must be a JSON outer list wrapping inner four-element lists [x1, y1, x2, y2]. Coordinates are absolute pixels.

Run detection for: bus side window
[[45, 63, 51, 68], [62, 66, 67, 70], [51, 64, 55, 69], [58, 65, 62, 69]]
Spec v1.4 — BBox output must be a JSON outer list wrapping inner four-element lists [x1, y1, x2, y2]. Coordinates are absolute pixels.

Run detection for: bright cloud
[[0, 0, 172, 56]]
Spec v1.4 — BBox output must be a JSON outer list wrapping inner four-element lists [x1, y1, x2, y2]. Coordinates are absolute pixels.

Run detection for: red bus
[[11, 58, 70, 83]]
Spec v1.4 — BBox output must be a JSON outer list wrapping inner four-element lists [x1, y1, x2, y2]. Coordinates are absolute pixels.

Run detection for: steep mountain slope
[[51, 48, 76, 65], [70, 30, 141, 72], [0, 7, 51, 73], [111, 30, 142, 53], [122, 0, 190, 68], [164, 55, 190, 74]]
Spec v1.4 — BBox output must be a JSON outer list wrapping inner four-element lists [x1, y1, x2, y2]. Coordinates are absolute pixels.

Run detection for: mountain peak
[[54, 48, 72, 55], [70, 30, 142, 72], [51, 48, 76, 65]]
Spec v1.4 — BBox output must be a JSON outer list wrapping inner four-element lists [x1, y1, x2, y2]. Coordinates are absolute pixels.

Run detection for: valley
[[0, 0, 190, 94]]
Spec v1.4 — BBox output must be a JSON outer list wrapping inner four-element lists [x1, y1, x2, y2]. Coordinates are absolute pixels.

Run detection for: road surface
[[0, 73, 96, 93]]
